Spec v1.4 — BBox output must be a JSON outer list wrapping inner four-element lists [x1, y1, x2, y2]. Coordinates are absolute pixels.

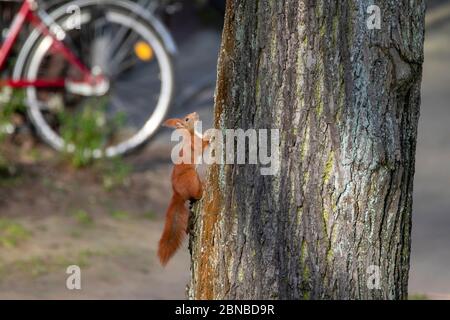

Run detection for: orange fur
[[157, 193, 189, 265], [157, 112, 210, 266]]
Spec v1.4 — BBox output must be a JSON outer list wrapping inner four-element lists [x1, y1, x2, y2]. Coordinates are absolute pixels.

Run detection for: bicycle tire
[[14, 0, 176, 157]]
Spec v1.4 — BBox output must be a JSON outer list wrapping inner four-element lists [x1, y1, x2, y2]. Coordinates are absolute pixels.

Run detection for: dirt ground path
[[0, 216, 190, 299], [0, 140, 191, 299]]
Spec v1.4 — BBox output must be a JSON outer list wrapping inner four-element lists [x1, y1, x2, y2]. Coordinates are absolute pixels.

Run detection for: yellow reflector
[[134, 41, 153, 61]]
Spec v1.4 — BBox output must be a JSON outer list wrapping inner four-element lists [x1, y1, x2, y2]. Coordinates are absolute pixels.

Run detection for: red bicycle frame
[[0, 0, 93, 88]]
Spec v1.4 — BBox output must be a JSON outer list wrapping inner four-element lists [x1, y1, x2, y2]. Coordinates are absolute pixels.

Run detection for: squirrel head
[[163, 112, 199, 133]]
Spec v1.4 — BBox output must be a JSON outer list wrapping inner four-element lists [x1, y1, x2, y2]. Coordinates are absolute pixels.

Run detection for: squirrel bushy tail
[[158, 193, 189, 266]]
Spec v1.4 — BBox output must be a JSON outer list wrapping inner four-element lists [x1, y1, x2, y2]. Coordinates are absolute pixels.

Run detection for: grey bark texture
[[188, 0, 425, 300]]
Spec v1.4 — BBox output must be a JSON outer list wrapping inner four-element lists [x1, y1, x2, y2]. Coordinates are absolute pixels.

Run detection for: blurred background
[[410, 0, 450, 300], [0, 0, 448, 299]]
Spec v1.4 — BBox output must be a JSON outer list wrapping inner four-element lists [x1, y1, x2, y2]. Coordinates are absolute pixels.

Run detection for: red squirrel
[[158, 112, 210, 266]]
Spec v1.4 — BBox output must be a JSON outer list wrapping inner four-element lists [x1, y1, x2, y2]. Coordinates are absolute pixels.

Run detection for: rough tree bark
[[189, 0, 425, 299]]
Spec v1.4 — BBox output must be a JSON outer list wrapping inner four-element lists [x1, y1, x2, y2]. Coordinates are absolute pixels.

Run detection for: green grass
[[26, 148, 42, 162], [0, 218, 31, 248], [110, 210, 129, 220], [100, 157, 132, 191], [0, 247, 135, 281], [408, 293, 429, 300], [142, 210, 157, 220], [0, 249, 98, 280], [72, 210, 93, 226]]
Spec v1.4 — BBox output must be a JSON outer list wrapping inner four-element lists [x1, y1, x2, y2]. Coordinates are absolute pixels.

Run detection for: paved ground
[[145, 3, 220, 145], [408, 2, 450, 299]]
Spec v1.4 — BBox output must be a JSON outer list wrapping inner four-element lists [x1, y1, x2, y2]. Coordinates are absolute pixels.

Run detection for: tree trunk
[[189, 0, 425, 300]]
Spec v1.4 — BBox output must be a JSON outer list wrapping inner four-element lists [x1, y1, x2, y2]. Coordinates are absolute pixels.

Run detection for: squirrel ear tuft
[[163, 118, 183, 128]]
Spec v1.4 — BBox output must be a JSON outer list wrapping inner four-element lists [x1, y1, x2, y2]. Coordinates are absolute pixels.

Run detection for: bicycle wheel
[[19, 0, 174, 157]]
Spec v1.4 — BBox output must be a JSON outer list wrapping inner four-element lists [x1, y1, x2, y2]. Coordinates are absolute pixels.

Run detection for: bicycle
[[0, 0, 176, 158]]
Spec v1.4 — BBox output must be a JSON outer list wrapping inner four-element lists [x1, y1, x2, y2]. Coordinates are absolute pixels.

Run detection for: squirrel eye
[[185, 118, 189, 122]]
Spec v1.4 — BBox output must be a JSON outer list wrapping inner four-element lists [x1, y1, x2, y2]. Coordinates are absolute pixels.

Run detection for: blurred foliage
[[0, 88, 26, 140], [58, 98, 109, 168], [0, 88, 26, 177], [58, 96, 128, 168], [0, 218, 31, 248]]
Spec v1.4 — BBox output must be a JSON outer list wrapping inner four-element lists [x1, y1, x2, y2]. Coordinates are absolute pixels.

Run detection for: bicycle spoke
[[104, 17, 131, 55], [80, 15, 94, 67], [109, 29, 143, 75], [103, 0, 151, 53]]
